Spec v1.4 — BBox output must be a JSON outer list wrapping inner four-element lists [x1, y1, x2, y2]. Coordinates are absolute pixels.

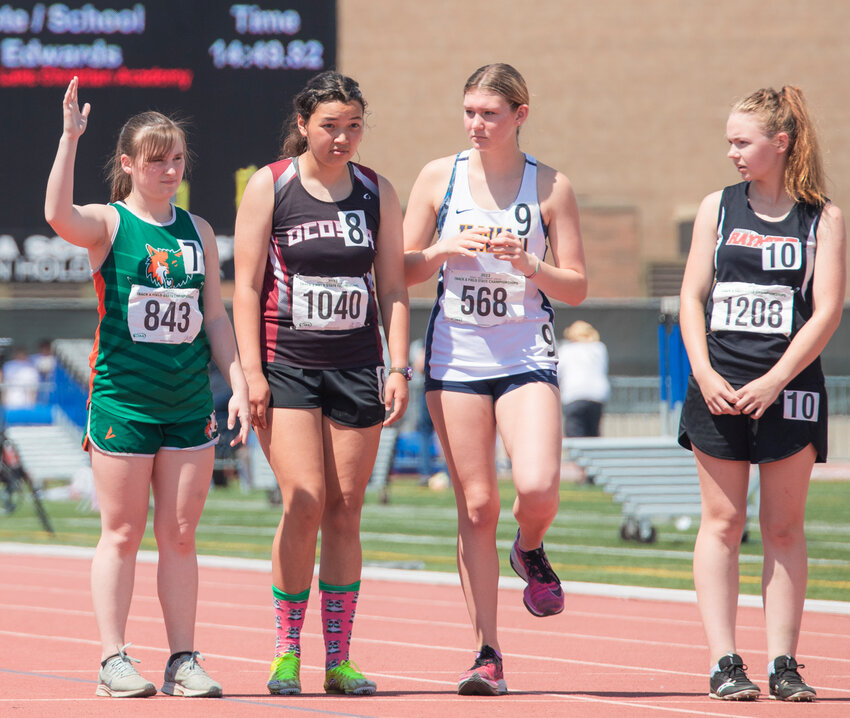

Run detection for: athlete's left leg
[[759, 445, 816, 661], [150, 445, 215, 653], [495, 381, 562, 548], [317, 418, 382, 584]]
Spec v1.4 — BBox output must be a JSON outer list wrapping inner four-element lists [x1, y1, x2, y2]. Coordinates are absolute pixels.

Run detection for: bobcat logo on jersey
[[145, 243, 189, 288], [204, 412, 217, 440]]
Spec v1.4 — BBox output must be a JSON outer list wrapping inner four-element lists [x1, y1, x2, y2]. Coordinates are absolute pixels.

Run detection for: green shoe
[[323, 660, 376, 696], [267, 653, 301, 695]]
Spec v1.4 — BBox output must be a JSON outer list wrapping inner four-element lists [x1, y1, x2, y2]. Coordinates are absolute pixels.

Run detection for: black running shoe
[[709, 653, 760, 700], [769, 655, 816, 702]]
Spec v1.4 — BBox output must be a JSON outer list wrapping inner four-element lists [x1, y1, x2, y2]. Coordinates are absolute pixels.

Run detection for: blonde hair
[[463, 63, 529, 110], [564, 320, 600, 343], [107, 112, 188, 202], [732, 86, 826, 206]]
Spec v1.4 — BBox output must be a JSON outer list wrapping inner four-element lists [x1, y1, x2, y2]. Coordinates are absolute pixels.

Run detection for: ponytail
[[732, 86, 826, 206]]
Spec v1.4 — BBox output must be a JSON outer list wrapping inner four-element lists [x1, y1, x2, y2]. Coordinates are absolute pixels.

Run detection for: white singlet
[[425, 151, 557, 381]]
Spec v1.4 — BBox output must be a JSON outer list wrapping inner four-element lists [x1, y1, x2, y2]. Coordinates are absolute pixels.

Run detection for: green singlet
[[87, 201, 213, 424]]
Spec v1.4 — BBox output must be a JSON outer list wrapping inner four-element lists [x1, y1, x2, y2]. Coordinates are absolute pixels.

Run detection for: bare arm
[[525, 165, 587, 305], [373, 175, 410, 425], [679, 191, 740, 415], [196, 215, 250, 446], [735, 202, 847, 418], [402, 156, 490, 285], [44, 77, 113, 262], [232, 166, 274, 429]]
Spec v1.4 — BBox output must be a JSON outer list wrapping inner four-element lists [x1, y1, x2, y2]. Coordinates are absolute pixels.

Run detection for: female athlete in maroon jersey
[[233, 71, 409, 697]]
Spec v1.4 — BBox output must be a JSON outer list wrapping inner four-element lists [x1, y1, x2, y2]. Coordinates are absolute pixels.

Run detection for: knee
[[760, 513, 805, 549], [514, 483, 559, 523], [153, 518, 197, 556], [322, 493, 363, 535], [461, 493, 501, 533], [700, 508, 748, 546], [102, 522, 145, 557], [285, 488, 325, 530]]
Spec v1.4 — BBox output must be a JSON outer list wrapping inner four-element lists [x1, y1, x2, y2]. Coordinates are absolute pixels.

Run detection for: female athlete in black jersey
[[679, 86, 845, 702], [233, 71, 409, 697]]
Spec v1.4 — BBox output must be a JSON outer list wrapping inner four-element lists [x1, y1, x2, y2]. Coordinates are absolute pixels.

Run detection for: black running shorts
[[264, 363, 385, 428], [678, 373, 827, 464]]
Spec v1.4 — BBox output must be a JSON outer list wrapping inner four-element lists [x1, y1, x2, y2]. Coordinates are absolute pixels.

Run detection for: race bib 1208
[[710, 282, 793, 336]]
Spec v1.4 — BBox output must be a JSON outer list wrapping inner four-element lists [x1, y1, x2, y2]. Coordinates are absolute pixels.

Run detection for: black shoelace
[[473, 645, 501, 668], [522, 546, 558, 584], [725, 663, 750, 682]]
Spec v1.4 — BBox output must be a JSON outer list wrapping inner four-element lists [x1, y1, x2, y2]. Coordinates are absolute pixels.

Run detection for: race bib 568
[[443, 269, 526, 326]]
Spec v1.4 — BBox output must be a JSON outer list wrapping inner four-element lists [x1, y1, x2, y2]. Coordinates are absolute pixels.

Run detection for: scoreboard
[[0, 1, 336, 282]]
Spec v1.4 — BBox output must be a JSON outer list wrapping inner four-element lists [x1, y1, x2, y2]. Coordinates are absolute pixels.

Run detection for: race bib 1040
[[292, 274, 369, 330]]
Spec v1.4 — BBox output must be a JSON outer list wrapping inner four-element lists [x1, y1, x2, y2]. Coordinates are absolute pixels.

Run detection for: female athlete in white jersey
[[403, 63, 587, 695], [679, 86, 845, 701]]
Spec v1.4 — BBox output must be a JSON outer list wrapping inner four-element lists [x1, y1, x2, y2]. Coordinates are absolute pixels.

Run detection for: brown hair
[[732, 86, 826, 206], [463, 63, 530, 110], [106, 112, 189, 202], [280, 71, 366, 158]]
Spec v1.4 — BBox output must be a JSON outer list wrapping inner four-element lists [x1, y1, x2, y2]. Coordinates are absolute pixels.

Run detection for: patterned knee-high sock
[[320, 580, 360, 669], [273, 586, 309, 657]]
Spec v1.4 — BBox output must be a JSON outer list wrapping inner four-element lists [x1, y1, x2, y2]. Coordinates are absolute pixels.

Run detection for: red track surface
[[1, 545, 849, 717]]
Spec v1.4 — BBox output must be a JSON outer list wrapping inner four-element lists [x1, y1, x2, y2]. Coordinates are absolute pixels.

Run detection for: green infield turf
[[2, 474, 848, 601]]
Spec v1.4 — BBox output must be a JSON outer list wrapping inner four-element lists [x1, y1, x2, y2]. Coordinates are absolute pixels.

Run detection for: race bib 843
[[127, 285, 202, 344]]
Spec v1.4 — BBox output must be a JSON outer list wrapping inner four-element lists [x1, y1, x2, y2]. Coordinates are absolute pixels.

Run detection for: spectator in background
[[31, 339, 57, 404], [2, 347, 40, 409], [557, 321, 610, 437], [411, 338, 437, 485], [209, 362, 250, 489]]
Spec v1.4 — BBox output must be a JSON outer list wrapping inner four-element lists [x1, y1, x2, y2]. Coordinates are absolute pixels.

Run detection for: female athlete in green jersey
[[45, 76, 250, 699]]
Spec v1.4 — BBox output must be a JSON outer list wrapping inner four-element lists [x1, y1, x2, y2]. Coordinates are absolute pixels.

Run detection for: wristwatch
[[388, 366, 413, 381]]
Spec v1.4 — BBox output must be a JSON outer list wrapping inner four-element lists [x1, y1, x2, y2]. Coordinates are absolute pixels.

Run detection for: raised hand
[[62, 76, 91, 139]]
